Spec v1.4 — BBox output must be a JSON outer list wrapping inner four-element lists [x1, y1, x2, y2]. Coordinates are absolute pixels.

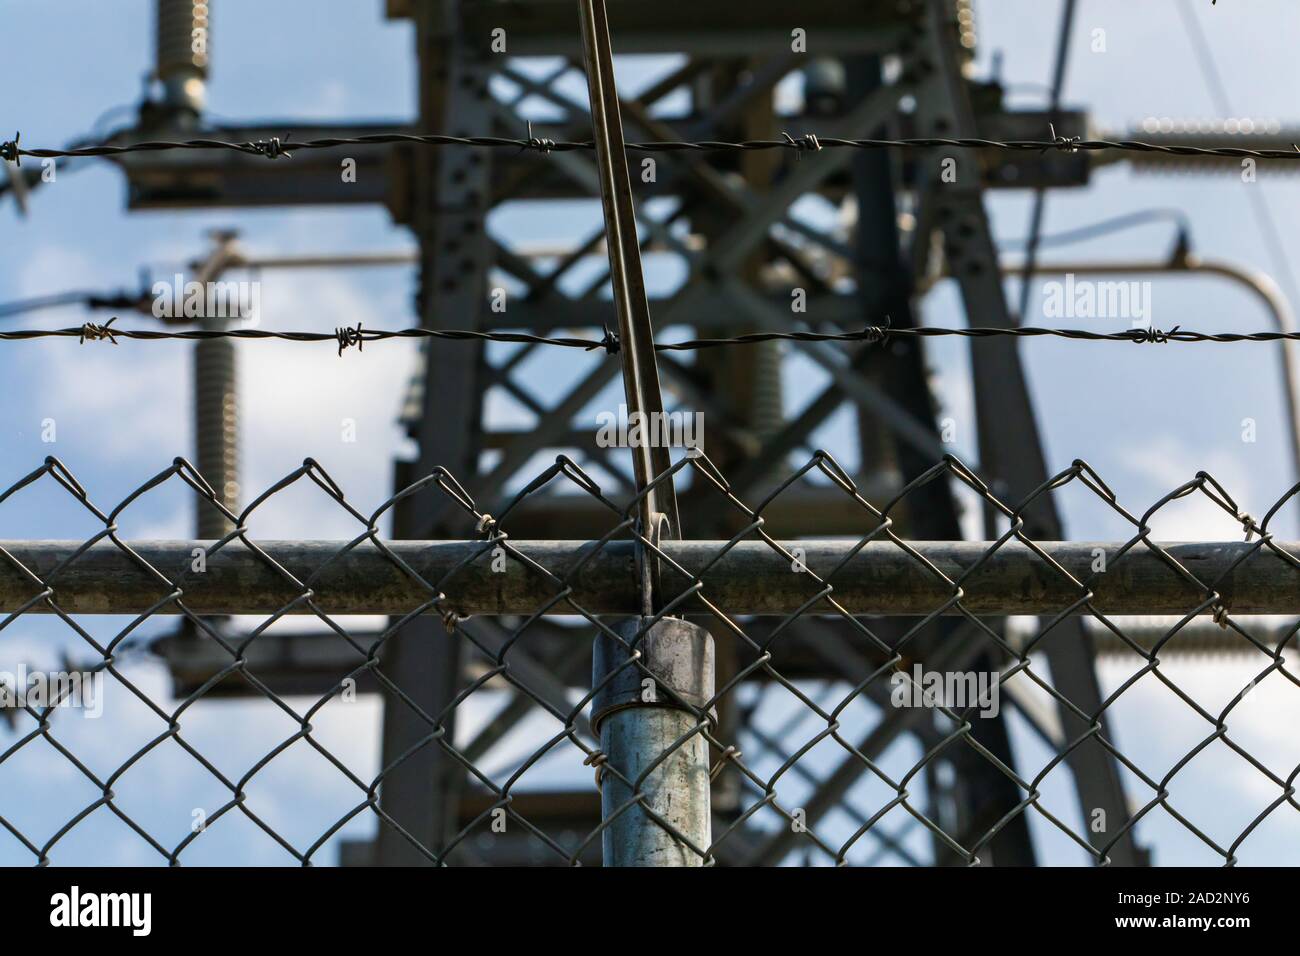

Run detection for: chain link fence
[[1, 451, 1298, 866]]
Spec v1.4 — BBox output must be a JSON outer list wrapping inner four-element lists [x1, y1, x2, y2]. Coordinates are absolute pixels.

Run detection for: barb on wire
[[521, 121, 555, 155], [78, 318, 119, 345], [1, 131, 19, 166], [12, 128, 1300, 164], [1047, 121, 1080, 154], [1130, 325, 1181, 344], [249, 134, 293, 160], [592, 322, 619, 355], [335, 323, 364, 356], [781, 131, 823, 157]]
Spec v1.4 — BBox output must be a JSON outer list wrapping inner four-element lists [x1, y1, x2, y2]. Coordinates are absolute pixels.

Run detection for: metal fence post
[[592, 618, 715, 866]]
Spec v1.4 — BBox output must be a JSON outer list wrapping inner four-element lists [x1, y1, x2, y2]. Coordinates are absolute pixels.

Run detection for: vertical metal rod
[[576, 0, 708, 866], [576, 0, 679, 542]]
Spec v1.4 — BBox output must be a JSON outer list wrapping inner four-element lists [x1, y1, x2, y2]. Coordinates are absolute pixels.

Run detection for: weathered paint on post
[[598, 707, 712, 866], [592, 617, 714, 866]]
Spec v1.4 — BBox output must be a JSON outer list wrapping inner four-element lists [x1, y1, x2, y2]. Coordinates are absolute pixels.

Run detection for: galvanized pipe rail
[[2, 539, 1297, 617]]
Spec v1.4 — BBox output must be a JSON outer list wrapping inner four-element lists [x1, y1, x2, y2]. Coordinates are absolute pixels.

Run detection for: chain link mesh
[[0, 450, 1297, 866]]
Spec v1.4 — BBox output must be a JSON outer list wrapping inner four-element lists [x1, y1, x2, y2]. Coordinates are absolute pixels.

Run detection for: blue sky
[[2, 0, 1300, 866]]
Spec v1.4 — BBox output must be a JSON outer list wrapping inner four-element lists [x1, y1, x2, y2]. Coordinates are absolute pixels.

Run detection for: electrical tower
[[45, 0, 1293, 865], [340, 0, 1130, 866]]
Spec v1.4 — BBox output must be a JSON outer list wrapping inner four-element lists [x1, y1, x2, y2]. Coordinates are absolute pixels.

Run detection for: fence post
[[592, 617, 715, 866]]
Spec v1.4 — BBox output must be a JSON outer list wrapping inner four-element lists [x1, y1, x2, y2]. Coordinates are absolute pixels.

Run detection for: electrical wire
[[999, 208, 1191, 251], [0, 291, 143, 319]]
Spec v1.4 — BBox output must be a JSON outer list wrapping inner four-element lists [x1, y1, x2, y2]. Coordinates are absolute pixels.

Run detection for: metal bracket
[[591, 617, 716, 734]]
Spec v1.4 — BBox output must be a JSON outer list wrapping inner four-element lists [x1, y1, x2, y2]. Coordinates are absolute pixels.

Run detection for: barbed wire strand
[[3, 320, 1298, 353], [6, 129, 1300, 165]]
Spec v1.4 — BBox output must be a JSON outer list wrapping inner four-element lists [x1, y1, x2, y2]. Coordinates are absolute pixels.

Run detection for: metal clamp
[[591, 617, 716, 734]]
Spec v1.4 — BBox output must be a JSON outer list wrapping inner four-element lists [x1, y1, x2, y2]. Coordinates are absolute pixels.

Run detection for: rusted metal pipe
[[1, 539, 1297, 617]]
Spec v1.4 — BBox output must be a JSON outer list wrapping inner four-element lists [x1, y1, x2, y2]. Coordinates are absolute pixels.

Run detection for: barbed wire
[[5, 128, 1300, 166], [3, 319, 1298, 354]]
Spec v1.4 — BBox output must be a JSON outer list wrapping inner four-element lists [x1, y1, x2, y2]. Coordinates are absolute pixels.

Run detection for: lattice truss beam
[[382, 0, 991, 867], [359, 1, 1131, 867]]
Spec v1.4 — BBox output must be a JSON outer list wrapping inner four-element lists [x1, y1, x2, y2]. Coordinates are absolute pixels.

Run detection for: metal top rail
[[2, 537, 1297, 617]]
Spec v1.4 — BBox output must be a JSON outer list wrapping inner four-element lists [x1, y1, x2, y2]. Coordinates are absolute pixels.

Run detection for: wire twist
[[0, 131, 20, 166], [521, 121, 556, 155], [782, 131, 823, 157], [249, 135, 293, 160], [1129, 325, 1181, 344], [335, 323, 364, 356], [78, 318, 119, 345]]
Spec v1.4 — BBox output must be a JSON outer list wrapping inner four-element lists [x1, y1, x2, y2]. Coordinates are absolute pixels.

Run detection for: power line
[[0, 289, 145, 319], [999, 208, 1191, 251], [0, 291, 112, 319]]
